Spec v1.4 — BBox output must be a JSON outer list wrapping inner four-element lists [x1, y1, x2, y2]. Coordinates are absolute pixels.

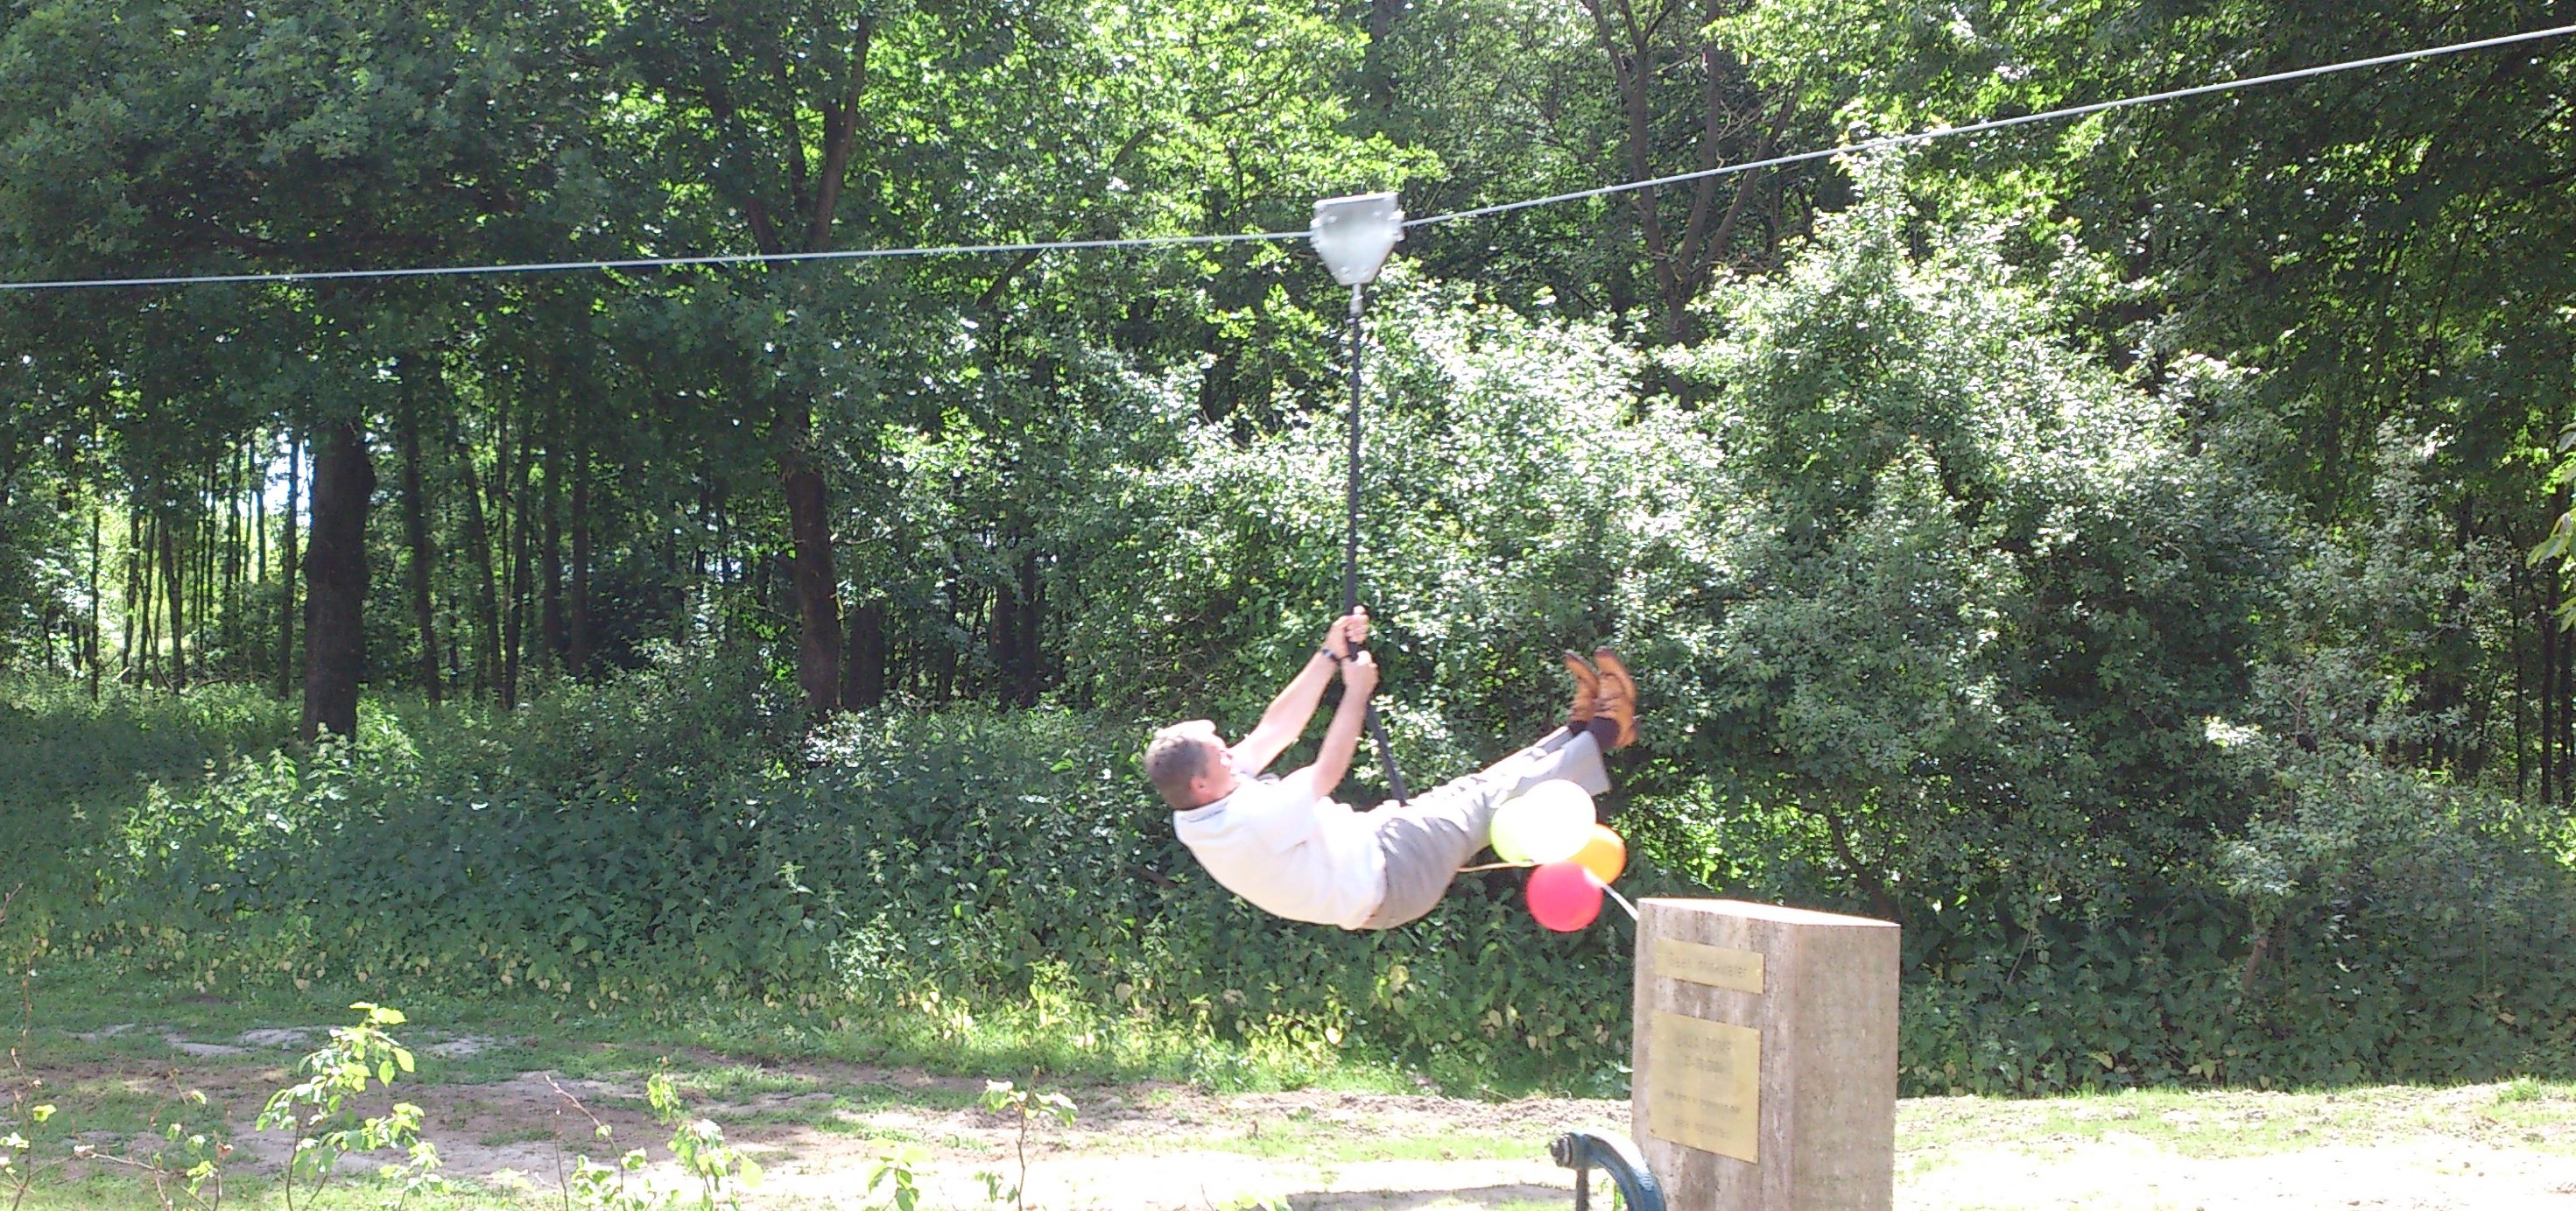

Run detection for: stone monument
[[1630, 898, 1899, 1211]]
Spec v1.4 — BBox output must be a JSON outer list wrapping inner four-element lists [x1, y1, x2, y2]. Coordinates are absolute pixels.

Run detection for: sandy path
[[1904, 1137, 2576, 1210], [21, 1028, 2576, 1209]]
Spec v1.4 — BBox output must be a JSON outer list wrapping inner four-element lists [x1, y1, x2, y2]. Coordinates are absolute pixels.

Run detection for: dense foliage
[[5, 0, 2574, 1095]]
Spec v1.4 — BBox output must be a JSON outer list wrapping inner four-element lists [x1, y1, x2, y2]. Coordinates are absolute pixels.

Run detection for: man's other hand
[[1326, 607, 1371, 657], [1341, 649, 1379, 697]]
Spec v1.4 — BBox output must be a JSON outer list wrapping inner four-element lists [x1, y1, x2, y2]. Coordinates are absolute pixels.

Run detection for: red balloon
[[1526, 862, 1604, 932]]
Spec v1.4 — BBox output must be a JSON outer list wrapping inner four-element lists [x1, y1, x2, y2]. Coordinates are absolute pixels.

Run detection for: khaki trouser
[[1356, 728, 1610, 929]]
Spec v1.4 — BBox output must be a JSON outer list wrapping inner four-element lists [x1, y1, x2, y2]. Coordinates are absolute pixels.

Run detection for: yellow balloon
[[1490, 780, 1595, 865], [1573, 825, 1626, 885]]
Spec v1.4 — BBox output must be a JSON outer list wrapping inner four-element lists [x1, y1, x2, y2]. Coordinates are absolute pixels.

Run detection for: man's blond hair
[[1144, 725, 1217, 808]]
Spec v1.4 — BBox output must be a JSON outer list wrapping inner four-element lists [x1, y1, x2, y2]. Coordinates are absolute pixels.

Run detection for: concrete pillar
[[1631, 898, 1899, 1211]]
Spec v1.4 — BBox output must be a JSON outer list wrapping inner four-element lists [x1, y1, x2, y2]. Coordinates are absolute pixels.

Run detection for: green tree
[[1714, 0, 2576, 801], [1672, 158, 2282, 918], [0, 0, 609, 732]]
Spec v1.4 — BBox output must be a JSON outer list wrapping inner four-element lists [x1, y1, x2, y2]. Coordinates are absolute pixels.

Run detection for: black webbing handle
[[1344, 284, 1408, 806]]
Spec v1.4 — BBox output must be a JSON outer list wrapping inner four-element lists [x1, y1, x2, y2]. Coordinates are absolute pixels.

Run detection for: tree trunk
[[2514, 558, 2529, 800], [2546, 605, 2559, 808], [160, 507, 187, 689], [714, 477, 732, 584], [122, 508, 140, 679], [88, 503, 102, 700], [1580, 0, 1683, 336], [1017, 549, 1043, 707], [842, 599, 885, 708], [400, 384, 442, 704], [1821, 806, 1898, 922], [452, 419, 503, 699], [300, 420, 376, 740], [735, 14, 869, 713], [138, 507, 156, 679], [255, 447, 268, 585], [503, 422, 531, 708], [930, 583, 958, 706], [777, 407, 841, 715], [223, 450, 243, 672], [569, 440, 593, 678], [278, 433, 300, 697], [693, 475, 713, 581], [198, 462, 215, 669], [989, 548, 1019, 703], [540, 440, 567, 667], [1358, 0, 1407, 116]]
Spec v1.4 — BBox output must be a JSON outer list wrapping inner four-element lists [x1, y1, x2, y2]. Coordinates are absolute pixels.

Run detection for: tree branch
[[1692, 85, 1798, 308], [697, 82, 785, 255], [778, 48, 811, 230], [975, 249, 1045, 314], [804, 18, 875, 253], [1578, 0, 1682, 331]]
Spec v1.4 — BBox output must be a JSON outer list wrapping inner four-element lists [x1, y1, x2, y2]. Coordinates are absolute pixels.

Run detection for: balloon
[[1572, 825, 1626, 885], [1526, 862, 1603, 931], [1489, 780, 1596, 864]]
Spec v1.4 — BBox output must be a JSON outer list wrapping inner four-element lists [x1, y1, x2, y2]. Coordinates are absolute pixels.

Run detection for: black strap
[[1344, 284, 1409, 806]]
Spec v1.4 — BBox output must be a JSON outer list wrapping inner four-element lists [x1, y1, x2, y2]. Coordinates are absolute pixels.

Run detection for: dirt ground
[[21, 1023, 2576, 1210], [1898, 1088, 2576, 1211]]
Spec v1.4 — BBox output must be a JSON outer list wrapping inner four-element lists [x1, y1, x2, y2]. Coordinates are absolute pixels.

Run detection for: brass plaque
[[1646, 1011, 1762, 1163], [1654, 938, 1764, 994]]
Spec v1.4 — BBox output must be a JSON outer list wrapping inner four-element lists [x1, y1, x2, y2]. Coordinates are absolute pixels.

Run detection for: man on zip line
[[1145, 608, 1636, 929]]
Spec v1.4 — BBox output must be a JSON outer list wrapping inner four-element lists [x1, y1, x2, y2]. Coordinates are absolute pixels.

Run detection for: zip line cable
[[0, 230, 1301, 293], [1405, 21, 2576, 229], [0, 21, 2566, 293]]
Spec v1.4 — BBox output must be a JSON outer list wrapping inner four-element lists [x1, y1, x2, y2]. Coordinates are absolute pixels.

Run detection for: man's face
[[1177, 720, 1239, 806]]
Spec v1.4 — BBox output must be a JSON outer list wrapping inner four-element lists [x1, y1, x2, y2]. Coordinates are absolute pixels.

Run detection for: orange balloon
[[1572, 825, 1626, 885]]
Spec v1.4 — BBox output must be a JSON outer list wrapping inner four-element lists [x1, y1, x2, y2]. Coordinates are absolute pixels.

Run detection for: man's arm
[[1287, 651, 1376, 802], [1228, 649, 1334, 778], [1231, 610, 1367, 777]]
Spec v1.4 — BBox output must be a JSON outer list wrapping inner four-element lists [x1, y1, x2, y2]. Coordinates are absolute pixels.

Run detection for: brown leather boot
[[1562, 651, 1600, 729], [1591, 647, 1637, 749]]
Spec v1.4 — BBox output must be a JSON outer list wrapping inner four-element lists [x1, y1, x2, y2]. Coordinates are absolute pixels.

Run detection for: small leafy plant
[[549, 1067, 760, 1211], [5, 916, 229, 1211], [1, 1101, 53, 1211], [545, 1075, 657, 1211], [862, 1144, 925, 1211], [566, 1146, 658, 1211], [648, 1071, 759, 1211], [976, 1079, 1074, 1211], [87, 1091, 236, 1211], [252, 1003, 442, 1211]]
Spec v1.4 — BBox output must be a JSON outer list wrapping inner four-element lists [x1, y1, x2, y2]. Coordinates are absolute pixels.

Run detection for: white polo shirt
[[1172, 773, 1389, 930]]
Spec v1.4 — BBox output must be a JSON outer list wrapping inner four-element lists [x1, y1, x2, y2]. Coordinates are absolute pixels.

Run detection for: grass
[[1207, 1122, 1533, 1164], [11, 956, 1421, 1099], [14, 956, 2576, 1210], [1897, 1077, 2576, 1164], [474, 1126, 559, 1147], [11, 1077, 2576, 1211], [10, 1172, 510, 1211]]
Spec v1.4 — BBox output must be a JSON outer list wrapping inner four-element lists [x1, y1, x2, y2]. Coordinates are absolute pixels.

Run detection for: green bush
[[14, 651, 2556, 1093], [11, 643, 2575, 1094], [46, 653, 1636, 1085], [84, 644, 805, 999], [0, 672, 292, 951]]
